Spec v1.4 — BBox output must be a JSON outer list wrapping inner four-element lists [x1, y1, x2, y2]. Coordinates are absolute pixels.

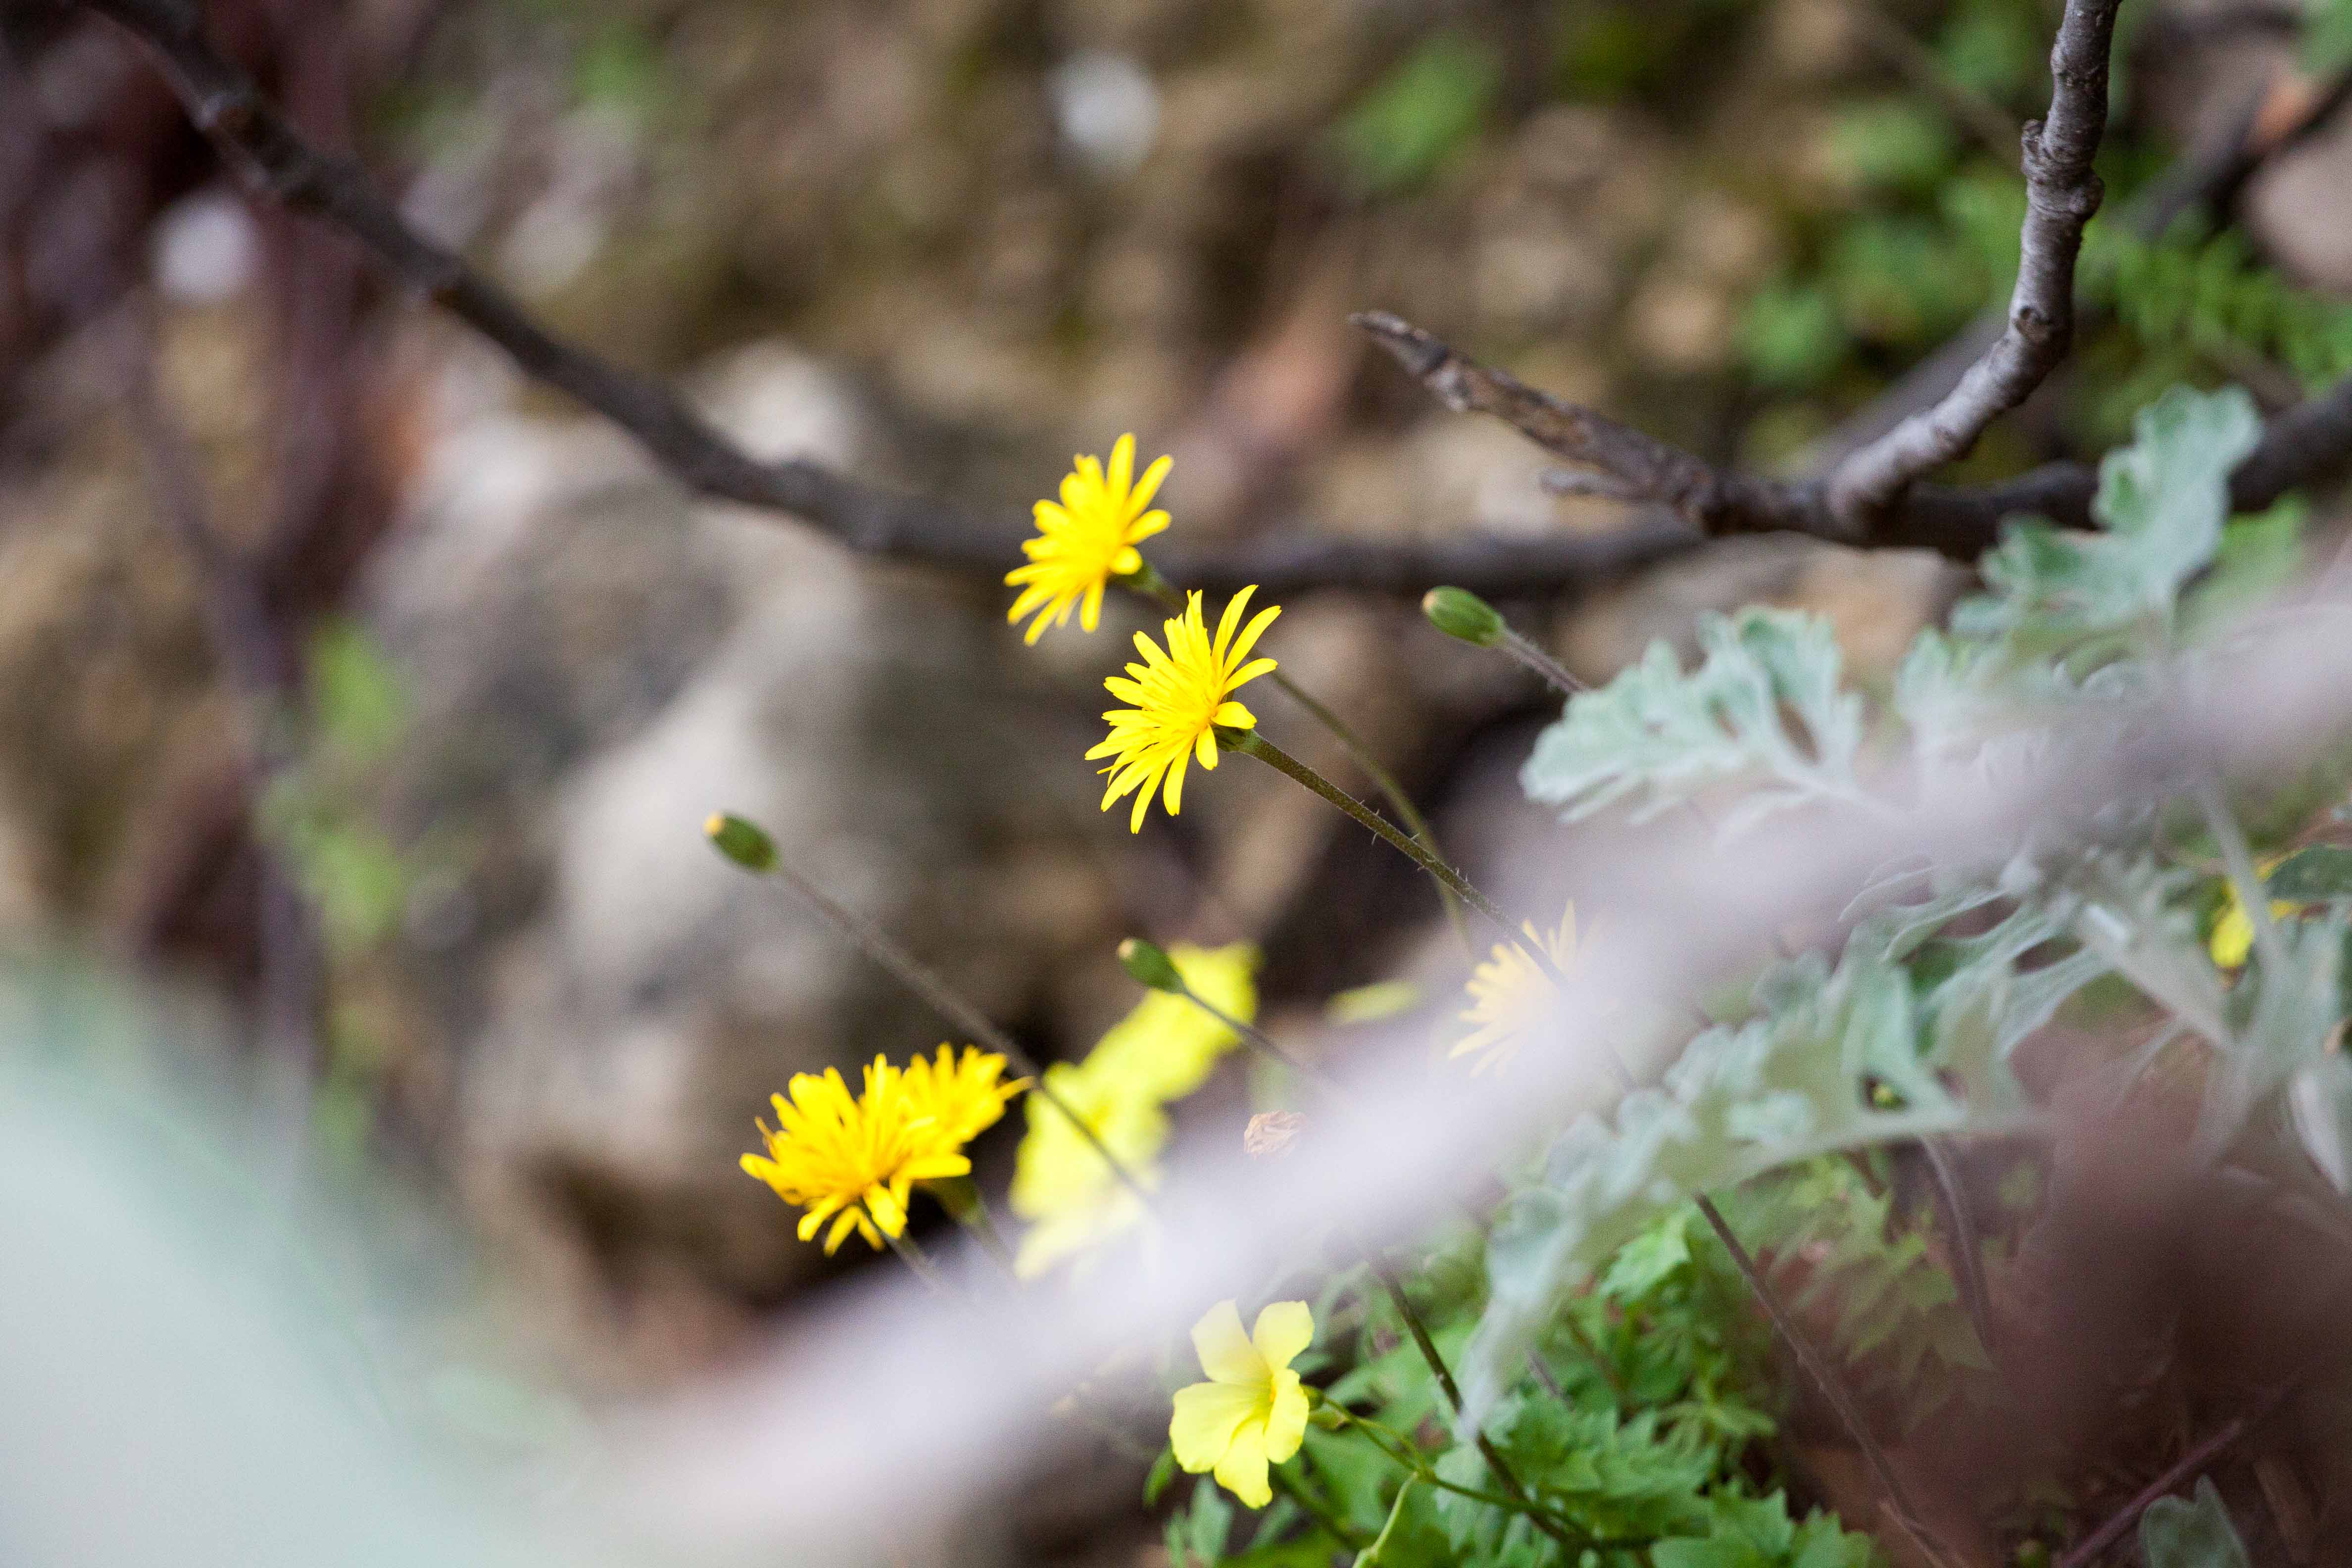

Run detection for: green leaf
[[2141, 1478, 2251, 1568], [1460, 907, 2071, 1432], [1520, 608, 1871, 835], [1332, 33, 1500, 195], [1167, 1476, 1235, 1566], [2266, 846, 2352, 902], [307, 620, 409, 764], [1145, 1448, 1179, 1508], [1953, 386, 2261, 659]]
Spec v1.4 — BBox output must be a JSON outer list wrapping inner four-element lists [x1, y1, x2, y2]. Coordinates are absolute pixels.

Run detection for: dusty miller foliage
[[1158, 383, 2346, 1567], [1460, 384, 2352, 1499]]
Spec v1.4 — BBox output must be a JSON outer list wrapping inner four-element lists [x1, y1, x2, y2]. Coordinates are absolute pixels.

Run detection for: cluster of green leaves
[[1720, 1158, 1996, 1431], [1155, 1219, 1871, 1568]]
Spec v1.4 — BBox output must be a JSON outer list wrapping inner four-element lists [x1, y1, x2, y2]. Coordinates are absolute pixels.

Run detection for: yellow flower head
[[739, 1057, 973, 1254], [1009, 1058, 1168, 1277], [901, 1044, 1029, 1148], [1006, 434, 1173, 644], [1086, 586, 1280, 833], [1088, 942, 1261, 1104], [2211, 857, 2296, 971], [1170, 1299, 1314, 1508], [1453, 905, 1578, 1073]]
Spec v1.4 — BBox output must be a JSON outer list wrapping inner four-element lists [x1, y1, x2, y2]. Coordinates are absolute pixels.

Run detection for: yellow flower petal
[[1190, 1299, 1263, 1384], [1087, 587, 1281, 832], [1006, 437, 1176, 643], [1212, 1421, 1273, 1509], [1250, 1301, 1314, 1370], [1170, 1380, 1260, 1474], [1261, 1370, 1309, 1465]]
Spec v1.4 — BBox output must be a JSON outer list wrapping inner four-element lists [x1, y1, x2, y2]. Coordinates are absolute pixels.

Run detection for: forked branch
[[1824, 0, 2124, 525]]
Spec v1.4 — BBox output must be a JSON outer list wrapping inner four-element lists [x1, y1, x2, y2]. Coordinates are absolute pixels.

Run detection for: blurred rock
[[363, 339, 1128, 1357]]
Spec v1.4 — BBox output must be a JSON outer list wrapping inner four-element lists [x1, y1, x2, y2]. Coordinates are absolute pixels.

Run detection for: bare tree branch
[[1358, 308, 2352, 562], [78, 0, 2352, 612], [1825, 0, 2123, 526]]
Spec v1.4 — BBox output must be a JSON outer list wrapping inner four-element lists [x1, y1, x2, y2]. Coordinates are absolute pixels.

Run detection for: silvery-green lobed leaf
[[1520, 608, 1870, 835]]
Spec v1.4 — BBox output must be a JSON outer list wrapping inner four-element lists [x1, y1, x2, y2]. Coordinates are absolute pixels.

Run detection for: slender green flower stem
[[1325, 1407, 1629, 1552], [1690, 1193, 1959, 1568], [875, 1209, 947, 1293], [753, 851, 1158, 1212], [1269, 671, 1471, 957], [1270, 1464, 1372, 1551], [1174, 983, 1348, 1101], [930, 1176, 1022, 1281], [1238, 722, 1919, 1559], [1369, 1264, 1572, 1552], [1496, 625, 1587, 696], [1230, 730, 1565, 986], [1915, 1135, 1996, 1369], [1126, 563, 1470, 955], [1354, 1475, 1416, 1567]]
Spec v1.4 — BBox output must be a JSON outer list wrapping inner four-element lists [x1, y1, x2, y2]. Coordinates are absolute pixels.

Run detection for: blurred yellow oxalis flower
[[2210, 857, 2295, 970], [1088, 941, 1260, 1103], [1170, 1299, 1314, 1509], [1009, 942, 1260, 1275], [1089, 586, 1281, 832], [1006, 433, 1173, 643], [1454, 905, 1578, 1073], [1008, 1059, 1169, 1276], [740, 1051, 1017, 1254]]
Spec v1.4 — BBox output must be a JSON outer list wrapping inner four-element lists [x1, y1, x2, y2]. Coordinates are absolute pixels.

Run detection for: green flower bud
[[703, 812, 779, 872], [1118, 936, 1185, 992], [1421, 586, 1505, 647]]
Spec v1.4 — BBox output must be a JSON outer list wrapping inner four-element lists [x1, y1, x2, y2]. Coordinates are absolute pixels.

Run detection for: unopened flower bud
[[704, 812, 779, 872], [1118, 936, 1185, 992], [1421, 586, 1505, 647]]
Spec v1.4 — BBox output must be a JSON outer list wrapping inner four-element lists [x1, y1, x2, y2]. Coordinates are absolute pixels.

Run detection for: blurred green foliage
[[1334, 32, 1504, 195]]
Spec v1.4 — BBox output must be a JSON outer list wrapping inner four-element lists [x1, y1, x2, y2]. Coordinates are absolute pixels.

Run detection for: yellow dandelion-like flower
[[738, 1057, 973, 1254], [1006, 433, 1173, 644], [1169, 1299, 1314, 1509], [1453, 905, 1578, 1073], [1086, 586, 1281, 833], [1088, 942, 1261, 1104], [901, 1043, 1029, 1148], [1009, 1059, 1169, 1277], [2211, 857, 2296, 971]]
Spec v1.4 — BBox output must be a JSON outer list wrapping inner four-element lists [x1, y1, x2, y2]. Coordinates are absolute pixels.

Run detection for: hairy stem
[[1693, 1194, 1960, 1568], [754, 852, 1157, 1210], [1232, 731, 1550, 977]]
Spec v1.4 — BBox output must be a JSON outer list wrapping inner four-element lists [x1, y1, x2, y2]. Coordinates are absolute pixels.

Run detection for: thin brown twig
[[2052, 1381, 2296, 1568], [1826, 0, 2125, 525]]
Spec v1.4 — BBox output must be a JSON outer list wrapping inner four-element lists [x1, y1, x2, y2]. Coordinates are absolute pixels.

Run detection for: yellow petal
[[2211, 905, 2254, 970], [1131, 453, 1173, 513], [1170, 1379, 1259, 1474], [1108, 434, 1134, 498], [1250, 1301, 1314, 1370], [1211, 1419, 1273, 1509], [1190, 1299, 1263, 1384], [1214, 701, 1256, 730], [1212, 586, 1256, 657], [1261, 1369, 1309, 1464], [1226, 603, 1281, 667], [1194, 727, 1218, 770], [1162, 751, 1188, 817]]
